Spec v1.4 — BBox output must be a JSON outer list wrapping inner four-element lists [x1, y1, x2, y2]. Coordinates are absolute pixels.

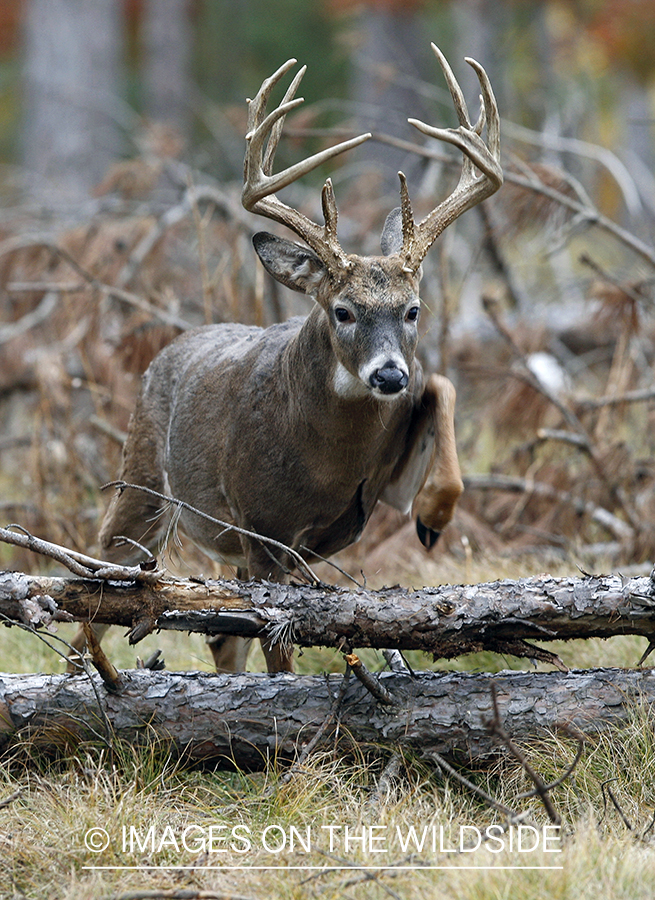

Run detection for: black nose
[[370, 362, 409, 394]]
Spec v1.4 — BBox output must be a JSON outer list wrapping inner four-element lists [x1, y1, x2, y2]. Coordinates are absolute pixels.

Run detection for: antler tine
[[431, 43, 471, 129], [465, 56, 500, 157], [398, 171, 417, 261], [246, 58, 297, 130], [321, 178, 339, 245], [242, 60, 371, 271], [398, 46, 503, 273], [263, 64, 307, 176]]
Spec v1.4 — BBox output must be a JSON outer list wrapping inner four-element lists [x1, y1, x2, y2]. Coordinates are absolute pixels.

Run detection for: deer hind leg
[[206, 635, 253, 673], [206, 631, 293, 674], [68, 391, 172, 674]]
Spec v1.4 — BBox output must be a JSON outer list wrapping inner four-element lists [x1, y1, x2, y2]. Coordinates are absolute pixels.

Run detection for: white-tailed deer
[[78, 45, 501, 673]]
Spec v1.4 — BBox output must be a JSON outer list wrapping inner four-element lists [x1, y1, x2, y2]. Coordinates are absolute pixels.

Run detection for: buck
[[78, 45, 501, 673]]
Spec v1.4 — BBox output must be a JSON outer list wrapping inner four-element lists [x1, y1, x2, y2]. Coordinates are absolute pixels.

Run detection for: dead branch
[[575, 387, 655, 412], [488, 683, 561, 824], [462, 473, 634, 543], [346, 653, 395, 705], [83, 623, 123, 692]]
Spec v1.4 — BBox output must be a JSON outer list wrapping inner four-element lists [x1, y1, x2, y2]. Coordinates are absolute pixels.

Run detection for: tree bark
[[1, 570, 654, 662], [1, 666, 654, 768]]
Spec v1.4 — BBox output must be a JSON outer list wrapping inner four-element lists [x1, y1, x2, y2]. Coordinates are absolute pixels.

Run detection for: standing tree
[[21, 0, 122, 204], [141, 0, 192, 140]]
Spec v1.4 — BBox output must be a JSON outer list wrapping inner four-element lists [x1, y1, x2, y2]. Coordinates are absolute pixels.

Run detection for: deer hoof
[[416, 517, 440, 550]]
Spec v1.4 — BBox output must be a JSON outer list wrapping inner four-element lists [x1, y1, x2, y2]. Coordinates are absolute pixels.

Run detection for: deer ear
[[380, 207, 403, 256], [380, 209, 423, 280], [253, 233, 328, 294]]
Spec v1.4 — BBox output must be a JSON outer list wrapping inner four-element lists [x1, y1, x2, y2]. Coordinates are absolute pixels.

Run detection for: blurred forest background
[[1, 0, 655, 585]]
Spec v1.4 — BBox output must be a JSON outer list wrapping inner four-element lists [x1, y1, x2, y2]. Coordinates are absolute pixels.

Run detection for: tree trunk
[[1, 570, 654, 663], [1, 666, 653, 768], [141, 0, 192, 138], [21, 0, 122, 203], [349, 5, 431, 193]]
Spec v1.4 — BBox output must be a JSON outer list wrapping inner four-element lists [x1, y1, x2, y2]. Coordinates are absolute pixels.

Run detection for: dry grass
[[2, 710, 655, 900]]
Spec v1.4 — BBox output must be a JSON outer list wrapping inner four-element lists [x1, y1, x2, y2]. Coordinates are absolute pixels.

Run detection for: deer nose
[[370, 362, 409, 394]]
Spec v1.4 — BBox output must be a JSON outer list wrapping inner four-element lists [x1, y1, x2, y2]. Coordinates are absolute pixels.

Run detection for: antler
[[397, 44, 503, 273], [241, 58, 371, 272]]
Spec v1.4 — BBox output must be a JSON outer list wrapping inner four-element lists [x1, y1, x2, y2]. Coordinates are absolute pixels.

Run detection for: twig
[[576, 387, 655, 411], [429, 751, 519, 819], [515, 729, 585, 800], [369, 752, 404, 806], [103, 891, 260, 900], [345, 653, 394, 705], [0, 525, 162, 583], [300, 543, 364, 589], [0, 290, 59, 345], [641, 808, 655, 841], [103, 481, 325, 587], [83, 623, 123, 692], [536, 428, 592, 450], [0, 788, 22, 810], [88, 415, 127, 446], [7, 280, 84, 293], [600, 778, 634, 831], [636, 640, 655, 667], [488, 683, 561, 825]]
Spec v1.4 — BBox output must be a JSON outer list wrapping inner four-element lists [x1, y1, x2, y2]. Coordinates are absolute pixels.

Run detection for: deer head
[[242, 46, 501, 402]]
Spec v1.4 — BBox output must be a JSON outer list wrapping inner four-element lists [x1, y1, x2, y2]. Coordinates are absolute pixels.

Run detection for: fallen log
[[0, 666, 654, 767], [1, 570, 654, 663]]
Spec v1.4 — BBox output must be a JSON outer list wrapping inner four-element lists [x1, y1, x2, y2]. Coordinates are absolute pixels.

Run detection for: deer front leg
[[413, 374, 463, 548], [381, 373, 463, 549], [208, 556, 295, 674]]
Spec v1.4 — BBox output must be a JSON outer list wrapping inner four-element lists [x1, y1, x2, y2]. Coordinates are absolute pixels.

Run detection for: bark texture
[[0, 666, 654, 768]]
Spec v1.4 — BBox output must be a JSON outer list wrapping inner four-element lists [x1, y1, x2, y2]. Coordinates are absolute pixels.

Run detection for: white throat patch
[[333, 362, 370, 400]]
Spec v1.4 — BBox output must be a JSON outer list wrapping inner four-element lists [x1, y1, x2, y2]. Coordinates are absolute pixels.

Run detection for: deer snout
[[369, 361, 409, 395]]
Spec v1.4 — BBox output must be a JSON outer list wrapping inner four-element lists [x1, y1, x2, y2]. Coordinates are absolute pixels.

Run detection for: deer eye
[[406, 306, 420, 322], [335, 307, 355, 324]]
